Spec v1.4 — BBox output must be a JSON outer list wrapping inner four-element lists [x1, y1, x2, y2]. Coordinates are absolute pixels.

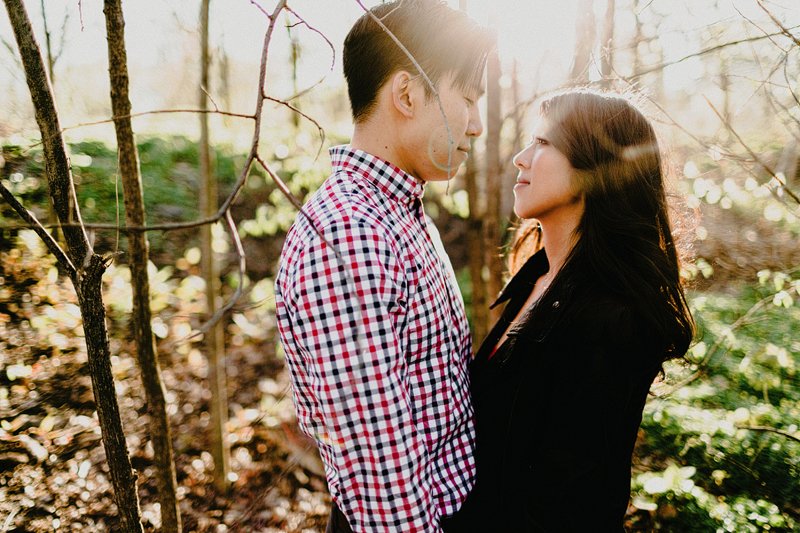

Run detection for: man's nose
[[467, 106, 483, 138]]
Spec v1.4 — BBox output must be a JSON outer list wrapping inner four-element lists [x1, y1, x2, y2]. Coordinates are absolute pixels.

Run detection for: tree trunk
[[38, 0, 53, 83], [459, 0, 489, 348], [77, 256, 144, 533], [464, 138, 487, 347], [286, 16, 300, 130], [501, 59, 521, 217], [102, 1, 181, 530], [632, 1, 643, 76], [3, 1, 143, 530], [484, 48, 504, 326], [599, 0, 616, 87], [37, 0, 61, 242], [199, 0, 231, 494], [570, 0, 596, 83]]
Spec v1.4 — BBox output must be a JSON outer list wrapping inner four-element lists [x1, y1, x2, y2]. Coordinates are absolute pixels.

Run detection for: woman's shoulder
[[563, 285, 658, 352]]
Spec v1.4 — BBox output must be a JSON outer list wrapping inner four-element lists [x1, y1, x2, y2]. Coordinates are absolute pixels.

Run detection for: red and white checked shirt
[[275, 146, 476, 532]]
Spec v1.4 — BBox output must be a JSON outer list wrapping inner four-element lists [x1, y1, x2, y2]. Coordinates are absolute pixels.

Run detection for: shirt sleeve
[[284, 217, 439, 532]]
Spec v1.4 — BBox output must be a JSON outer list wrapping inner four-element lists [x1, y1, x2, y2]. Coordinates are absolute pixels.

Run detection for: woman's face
[[512, 118, 583, 221]]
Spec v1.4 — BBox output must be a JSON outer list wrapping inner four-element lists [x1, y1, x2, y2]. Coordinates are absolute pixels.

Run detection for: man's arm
[[285, 218, 439, 532]]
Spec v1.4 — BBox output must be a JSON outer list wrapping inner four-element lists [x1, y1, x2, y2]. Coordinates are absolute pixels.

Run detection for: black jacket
[[448, 250, 663, 532]]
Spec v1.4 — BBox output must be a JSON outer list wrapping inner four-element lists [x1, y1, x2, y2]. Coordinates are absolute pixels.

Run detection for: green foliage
[[237, 144, 330, 239], [1, 230, 276, 372], [629, 268, 800, 529], [1, 137, 246, 256], [630, 464, 796, 532]]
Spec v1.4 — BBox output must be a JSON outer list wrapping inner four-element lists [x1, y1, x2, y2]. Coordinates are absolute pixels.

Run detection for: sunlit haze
[[1, 0, 797, 147]]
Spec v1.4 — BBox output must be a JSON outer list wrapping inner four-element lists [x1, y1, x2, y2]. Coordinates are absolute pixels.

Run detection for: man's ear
[[390, 70, 417, 119]]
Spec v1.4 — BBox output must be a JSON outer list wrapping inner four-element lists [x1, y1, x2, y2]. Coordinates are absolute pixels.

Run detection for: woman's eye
[[535, 137, 548, 145]]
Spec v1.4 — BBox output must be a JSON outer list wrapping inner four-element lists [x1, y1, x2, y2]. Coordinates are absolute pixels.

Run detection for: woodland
[[0, 0, 798, 531]]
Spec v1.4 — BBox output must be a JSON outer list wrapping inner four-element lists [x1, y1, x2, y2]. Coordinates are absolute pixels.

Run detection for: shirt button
[[552, 301, 560, 308]]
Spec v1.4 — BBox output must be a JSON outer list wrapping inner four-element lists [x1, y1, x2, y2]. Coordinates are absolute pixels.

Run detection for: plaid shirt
[[275, 146, 475, 532]]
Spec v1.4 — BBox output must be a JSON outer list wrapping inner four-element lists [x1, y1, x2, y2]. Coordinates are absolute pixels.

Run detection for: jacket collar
[[490, 249, 549, 309], [493, 248, 581, 346]]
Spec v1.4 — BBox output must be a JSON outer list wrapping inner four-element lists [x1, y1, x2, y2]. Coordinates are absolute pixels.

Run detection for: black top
[[447, 250, 664, 532]]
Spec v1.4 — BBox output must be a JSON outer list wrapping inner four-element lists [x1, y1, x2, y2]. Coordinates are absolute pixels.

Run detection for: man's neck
[[350, 121, 405, 173]]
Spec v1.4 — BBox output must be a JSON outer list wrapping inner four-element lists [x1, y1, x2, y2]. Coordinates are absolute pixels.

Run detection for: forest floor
[[0, 331, 331, 532]]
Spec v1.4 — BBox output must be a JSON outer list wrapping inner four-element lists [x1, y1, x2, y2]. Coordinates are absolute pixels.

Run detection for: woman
[[452, 89, 694, 532]]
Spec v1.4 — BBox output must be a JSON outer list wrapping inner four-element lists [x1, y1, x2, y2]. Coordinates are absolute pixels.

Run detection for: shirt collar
[[330, 145, 425, 206]]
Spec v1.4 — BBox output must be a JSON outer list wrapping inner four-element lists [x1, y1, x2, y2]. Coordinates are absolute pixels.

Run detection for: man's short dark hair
[[343, 0, 495, 123]]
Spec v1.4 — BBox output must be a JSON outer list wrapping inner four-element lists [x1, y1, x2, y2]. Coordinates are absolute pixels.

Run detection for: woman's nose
[[513, 146, 531, 169]]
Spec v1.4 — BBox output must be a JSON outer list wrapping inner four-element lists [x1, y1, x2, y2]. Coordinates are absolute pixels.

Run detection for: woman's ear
[[391, 70, 416, 119]]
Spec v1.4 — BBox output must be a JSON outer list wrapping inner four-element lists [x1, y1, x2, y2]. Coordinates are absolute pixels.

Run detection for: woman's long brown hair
[[508, 89, 695, 361]]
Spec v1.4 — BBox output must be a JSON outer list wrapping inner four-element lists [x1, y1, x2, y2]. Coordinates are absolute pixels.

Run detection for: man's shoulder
[[291, 170, 398, 241]]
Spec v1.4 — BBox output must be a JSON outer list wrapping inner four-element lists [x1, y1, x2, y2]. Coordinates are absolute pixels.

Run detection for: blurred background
[[1, 0, 798, 531]]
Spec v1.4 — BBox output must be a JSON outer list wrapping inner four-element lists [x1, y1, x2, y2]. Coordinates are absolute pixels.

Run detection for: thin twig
[[175, 212, 246, 346], [25, 108, 256, 151], [757, 0, 800, 48], [249, 0, 272, 20], [783, 57, 800, 111], [265, 95, 326, 158], [77, 0, 84, 32], [285, 5, 335, 73], [200, 85, 221, 112], [276, 6, 337, 104], [653, 295, 773, 396], [735, 4, 788, 53], [704, 96, 800, 205], [737, 425, 800, 444], [630, 26, 800, 78]]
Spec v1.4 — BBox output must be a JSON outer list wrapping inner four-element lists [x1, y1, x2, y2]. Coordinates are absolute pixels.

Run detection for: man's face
[[402, 74, 484, 182]]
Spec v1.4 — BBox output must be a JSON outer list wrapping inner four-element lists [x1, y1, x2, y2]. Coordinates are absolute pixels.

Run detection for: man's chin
[[422, 160, 464, 182]]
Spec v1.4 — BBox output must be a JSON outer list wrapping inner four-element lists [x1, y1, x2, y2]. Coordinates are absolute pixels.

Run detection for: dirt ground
[[0, 329, 331, 532]]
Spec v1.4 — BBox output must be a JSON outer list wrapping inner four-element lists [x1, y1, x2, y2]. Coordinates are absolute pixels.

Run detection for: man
[[274, 2, 493, 531]]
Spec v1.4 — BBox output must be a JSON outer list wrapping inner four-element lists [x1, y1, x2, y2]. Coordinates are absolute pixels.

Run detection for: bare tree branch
[[285, 5, 335, 74], [248, 0, 272, 20], [54, 8, 69, 64], [25, 107, 256, 151], [265, 95, 326, 157], [704, 96, 800, 205], [735, 4, 789, 53], [630, 26, 800, 78], [783, 55, 800, 111], [77, 0, 84, 31], [653, 294, 774, 396], [0, 180, 76, 277], [757, 0, 800, 48], [737, 424, 800, 443]]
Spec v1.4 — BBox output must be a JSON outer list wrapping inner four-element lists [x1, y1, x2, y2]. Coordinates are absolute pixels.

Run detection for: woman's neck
[[539, 216, 580, 280]]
